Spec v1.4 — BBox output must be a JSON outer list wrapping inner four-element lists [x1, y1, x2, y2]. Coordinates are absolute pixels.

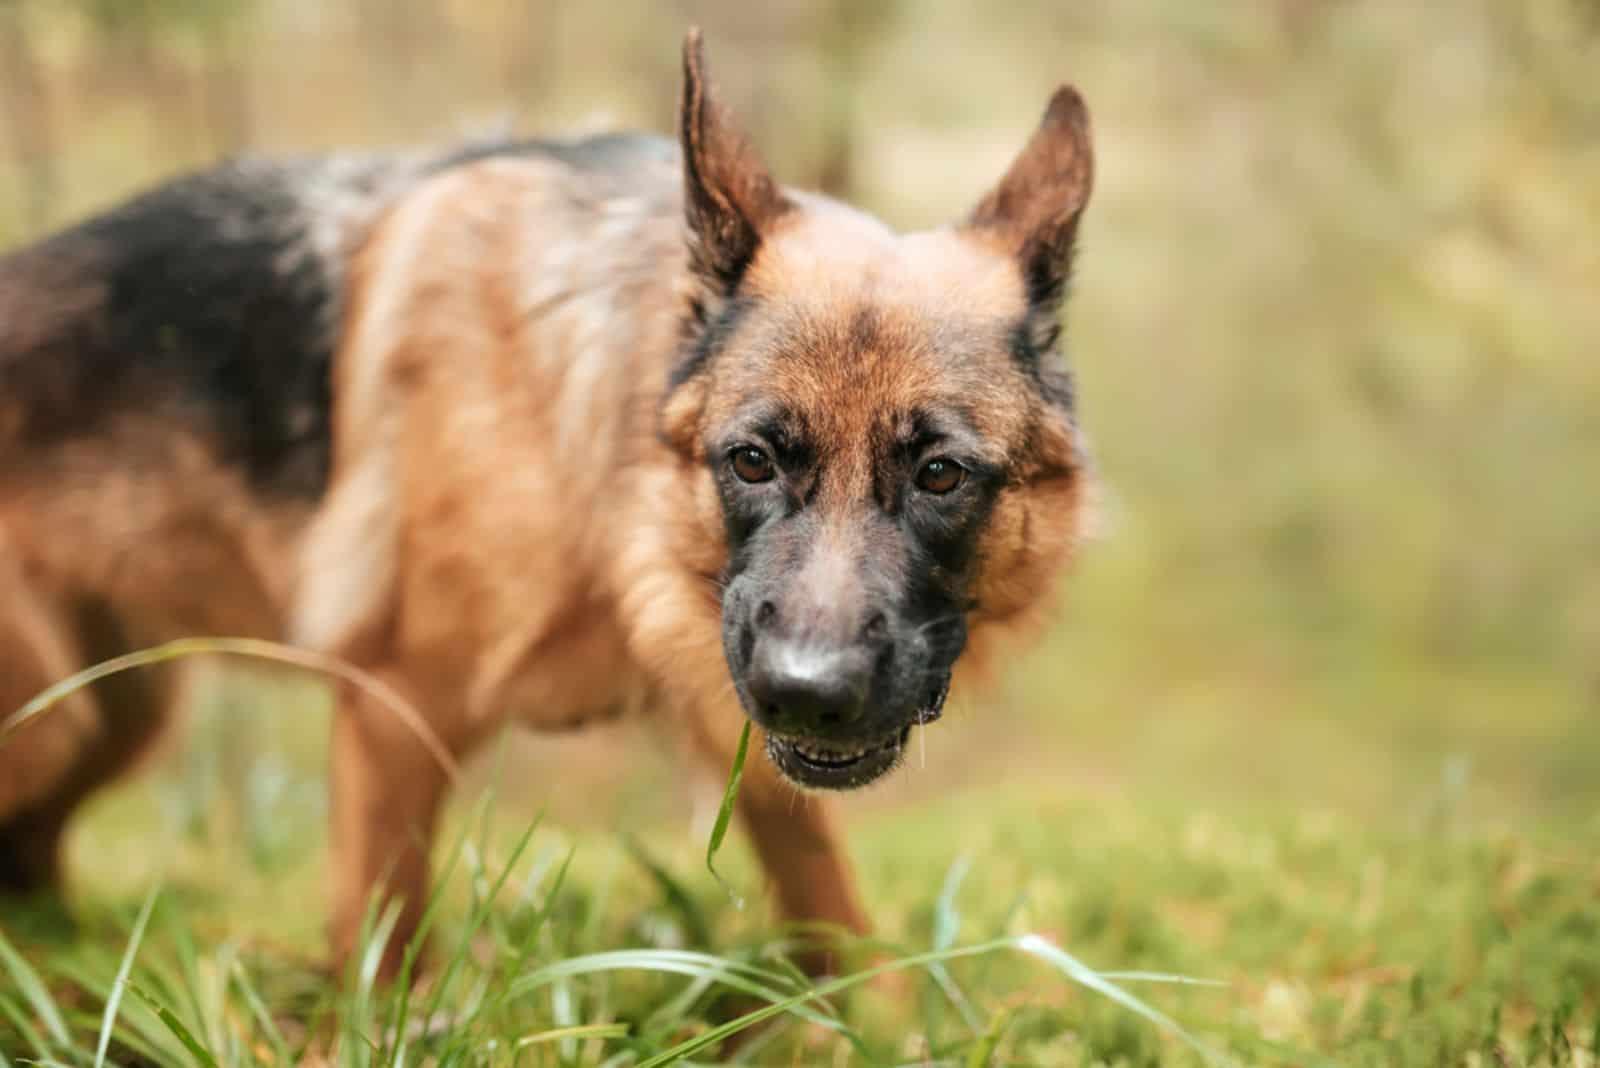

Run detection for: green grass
[[1, 664, 1596, 1066]]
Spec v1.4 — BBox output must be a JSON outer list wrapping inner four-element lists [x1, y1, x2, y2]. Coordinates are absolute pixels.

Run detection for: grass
[[1, 655, 1596, 1065], [0, 755, 1231, 1064], [3, 650, 1244, 1066]]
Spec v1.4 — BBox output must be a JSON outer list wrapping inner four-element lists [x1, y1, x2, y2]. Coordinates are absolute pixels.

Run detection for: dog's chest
[[471, 603, 652, 735]]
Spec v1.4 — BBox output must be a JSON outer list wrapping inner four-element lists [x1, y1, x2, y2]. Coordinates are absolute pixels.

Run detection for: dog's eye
[[915, 458, 966, 495], [730, 445, 776, 484]]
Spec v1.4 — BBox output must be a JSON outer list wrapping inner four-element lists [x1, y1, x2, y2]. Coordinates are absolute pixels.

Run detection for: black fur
[[0, 134, 678, 499], [669, 294, 753, 392], [0, 160, 367, 496], [1009, 320, 1077, 413]]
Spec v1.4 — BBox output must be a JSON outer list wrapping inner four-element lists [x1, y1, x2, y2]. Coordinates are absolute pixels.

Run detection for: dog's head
[[663, 31, 1094, 789]]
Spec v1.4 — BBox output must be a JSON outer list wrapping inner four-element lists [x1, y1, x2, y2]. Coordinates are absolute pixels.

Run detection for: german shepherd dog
[[0, 31, 1093, 976]]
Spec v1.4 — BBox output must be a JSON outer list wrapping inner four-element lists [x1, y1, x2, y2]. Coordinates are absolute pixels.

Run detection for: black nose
[[746, 639, 872, 733]]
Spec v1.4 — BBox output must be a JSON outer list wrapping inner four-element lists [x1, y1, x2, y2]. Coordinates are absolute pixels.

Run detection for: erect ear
[[968, 86, 1094, 318], [678, 27, 789, 299]]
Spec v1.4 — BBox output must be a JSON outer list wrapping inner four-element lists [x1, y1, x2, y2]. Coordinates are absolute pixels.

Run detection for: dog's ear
[[678, 28, 789, 298], [967, 86, 1093, 319]]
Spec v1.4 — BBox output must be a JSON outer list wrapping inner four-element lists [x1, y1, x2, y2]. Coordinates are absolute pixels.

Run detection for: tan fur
[[0, 34, 1093, 978], [0, 420, 300, 888]]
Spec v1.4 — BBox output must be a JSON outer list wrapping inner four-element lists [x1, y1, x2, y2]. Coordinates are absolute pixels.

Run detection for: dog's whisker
[[913, 612, 964, 630]]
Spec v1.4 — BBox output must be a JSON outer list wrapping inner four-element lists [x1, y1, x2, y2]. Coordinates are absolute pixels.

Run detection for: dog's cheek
[[660, 377, 708, 458], [681, 464, 730, 583], [970, 476, 1084, 626], [659, 377, 733, 582], [968, 400, 1088, 619], [969, 491, 1029, 621]]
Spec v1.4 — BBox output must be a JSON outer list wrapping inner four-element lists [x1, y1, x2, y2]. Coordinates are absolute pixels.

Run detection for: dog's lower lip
[[767, 726, 910, 787], [785, 733, 897, 769]]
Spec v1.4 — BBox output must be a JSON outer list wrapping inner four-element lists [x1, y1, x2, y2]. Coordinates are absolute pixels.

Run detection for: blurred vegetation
[[1, 0, 1598, 1062]]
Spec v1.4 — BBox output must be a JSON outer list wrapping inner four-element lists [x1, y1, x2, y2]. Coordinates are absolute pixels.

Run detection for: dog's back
[[0, 133, 678, 495], [0, 133, 676, 876], [0, 156, 398, 497]]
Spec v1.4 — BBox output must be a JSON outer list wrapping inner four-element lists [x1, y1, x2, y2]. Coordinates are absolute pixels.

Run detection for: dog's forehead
[[745, 199, 1028, 319], [705, 225, 1037, 448]]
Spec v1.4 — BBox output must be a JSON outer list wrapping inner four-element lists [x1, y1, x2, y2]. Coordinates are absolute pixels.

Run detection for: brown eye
[[916, 458, 966, 494], [730, 445, 775, 484]]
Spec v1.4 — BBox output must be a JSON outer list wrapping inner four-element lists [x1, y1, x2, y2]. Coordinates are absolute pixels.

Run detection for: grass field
[[2, 668, 1597, 1066], [2, 0, 1598, 1064]]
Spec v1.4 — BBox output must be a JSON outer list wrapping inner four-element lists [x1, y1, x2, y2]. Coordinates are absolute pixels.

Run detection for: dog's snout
[[737, 549, 895, 734], [746, 639, 871, 732]]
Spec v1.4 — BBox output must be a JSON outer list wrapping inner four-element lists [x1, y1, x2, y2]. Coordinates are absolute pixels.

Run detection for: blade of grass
[[549, 974, 578, 1061], [514, 1021, 630, 1049], [636, 941, 1016, 1067], [94, 884, 161, 1068], [636, 935, 1236, 1068], [0, 636, 459, 784], [129, 984, 220, 1068], [510, 947, 804, 994], [341, 895, 404, 1064], [480, 841, 580, 1025], [704, 720, 751, 908], [0, 926, 70, 1049], [1015, 934, 1235, 1067], [114, 945, 214, 1068], [964, 1008, 1013, 1068], [204, 940, 242, 1066], [228, 959, 291, 1067], [0, 992, 52, 1061], [508, 845, 576, 977], [505, 948, 848, 1034], [489, 839, 556, 957], [638, 940, 829, 1041], [418, 811, 542, 1048], [1098, 970, 1231, 987], [579, 843, 622, 951], [927, 853, 982, 1035], [357, 899, 404, 1000], [159, 911, 210, 1051], [53, 955, 198, 1065], [932, 854, 971, 952], [384, 801, 488, 1062]]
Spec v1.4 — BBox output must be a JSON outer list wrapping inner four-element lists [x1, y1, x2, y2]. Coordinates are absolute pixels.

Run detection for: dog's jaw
[[760, 674, 950, 790]]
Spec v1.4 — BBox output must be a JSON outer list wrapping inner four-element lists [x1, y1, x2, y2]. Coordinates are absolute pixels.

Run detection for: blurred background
[[1, 0, 1597, 970]]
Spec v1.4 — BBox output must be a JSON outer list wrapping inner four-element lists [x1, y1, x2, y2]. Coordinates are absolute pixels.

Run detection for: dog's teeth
[[789, 738, 884, 765]]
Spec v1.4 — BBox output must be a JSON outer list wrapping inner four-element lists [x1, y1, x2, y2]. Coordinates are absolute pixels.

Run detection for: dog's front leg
[[328, 668, 453, 983], [685, 706, 870, 977], [740, 758, 871, 978]]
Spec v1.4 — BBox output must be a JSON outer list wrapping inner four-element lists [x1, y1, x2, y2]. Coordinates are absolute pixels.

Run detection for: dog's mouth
[[764, 676, 950, 790], [766, 727, 908, 789]]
